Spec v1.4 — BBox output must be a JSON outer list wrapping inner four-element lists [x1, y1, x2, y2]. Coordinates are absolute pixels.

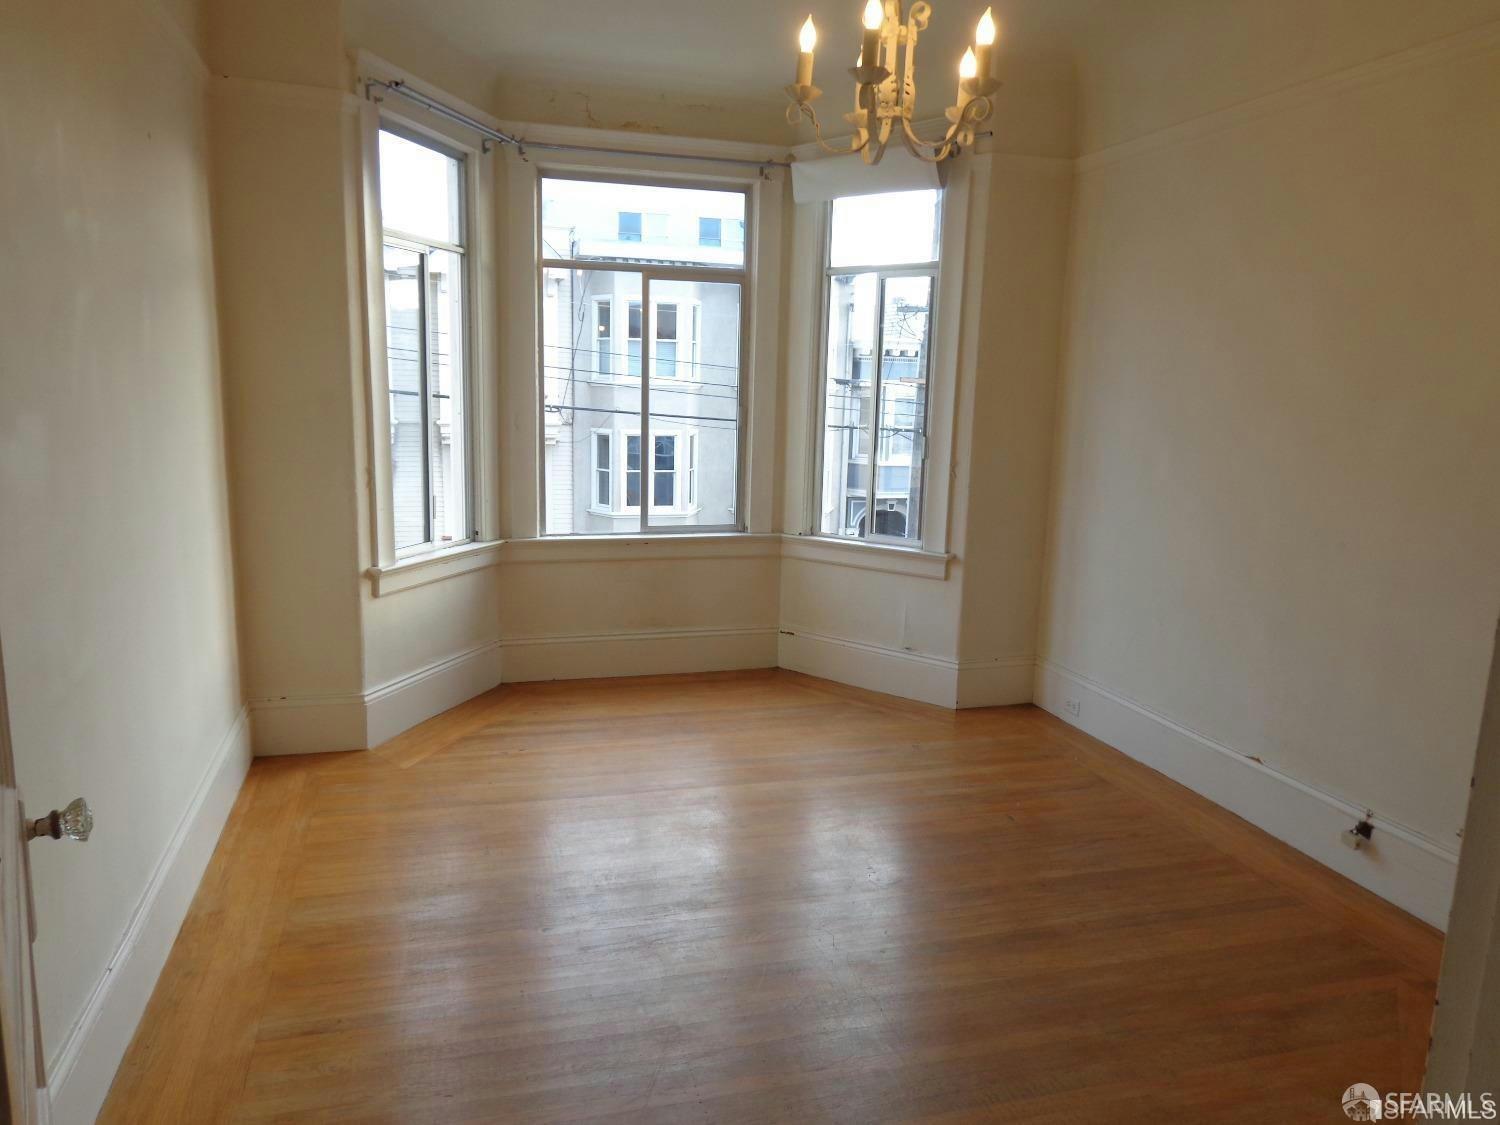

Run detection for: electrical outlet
[[1064, 698, 1082, 718]]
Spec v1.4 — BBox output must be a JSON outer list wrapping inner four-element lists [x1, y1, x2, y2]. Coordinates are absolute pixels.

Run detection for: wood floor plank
[[100, 671, 1442, 1123]]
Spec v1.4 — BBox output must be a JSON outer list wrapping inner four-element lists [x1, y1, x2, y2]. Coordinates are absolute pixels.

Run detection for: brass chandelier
[[785, 2, 1002, 165]]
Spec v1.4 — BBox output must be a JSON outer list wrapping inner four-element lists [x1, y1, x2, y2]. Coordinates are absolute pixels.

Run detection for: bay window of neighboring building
[[589, 428, 698, 515], [816, 188, 941, 546], [540, 175, 746, 535], [378, 126, 472, 554]]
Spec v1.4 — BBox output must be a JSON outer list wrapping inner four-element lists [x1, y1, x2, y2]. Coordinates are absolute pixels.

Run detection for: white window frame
[[359, 81, 499, 583], [590, 297, 614, 377], [811, 194, 943, 550], [687, 432, 699, 506], [536, 170, 752, 537], [610, 297, 702, 382]]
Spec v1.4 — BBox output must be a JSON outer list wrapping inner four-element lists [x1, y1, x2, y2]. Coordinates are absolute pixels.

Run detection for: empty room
[[2, 0, 1498, 1121]]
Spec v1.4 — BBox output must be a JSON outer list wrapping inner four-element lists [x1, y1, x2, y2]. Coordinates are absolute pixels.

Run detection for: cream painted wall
[[500, 557, 779, 639], [1070, 0, 1500, 154], [0, 0, 241, 1073], [1041, 24, 1500, 850], [211, 81, 367, 720], [209, 0, 348, 92], [210, 3, 509, 748], [956, 158, 1072, 667]]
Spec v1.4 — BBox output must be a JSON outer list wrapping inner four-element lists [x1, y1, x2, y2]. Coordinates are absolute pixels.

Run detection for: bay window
[[378, 127, 471, 553], [816, 188, 940, 545], [540, 175, 746, 534]]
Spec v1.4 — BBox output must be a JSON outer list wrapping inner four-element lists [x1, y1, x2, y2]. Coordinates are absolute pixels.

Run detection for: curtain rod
[[364, 79, 793, 173]]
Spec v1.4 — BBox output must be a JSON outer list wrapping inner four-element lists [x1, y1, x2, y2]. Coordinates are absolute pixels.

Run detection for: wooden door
[[0, 636, 42, 1125]]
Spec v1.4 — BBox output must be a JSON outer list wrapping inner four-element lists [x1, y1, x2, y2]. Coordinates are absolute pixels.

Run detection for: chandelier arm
[[899, 91, 991, 160], [791, 100, 871, 157], [898, 121, 958, 164]]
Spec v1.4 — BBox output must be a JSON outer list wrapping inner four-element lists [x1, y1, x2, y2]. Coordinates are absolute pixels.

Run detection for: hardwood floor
[[100, 671, 1442, 1123]]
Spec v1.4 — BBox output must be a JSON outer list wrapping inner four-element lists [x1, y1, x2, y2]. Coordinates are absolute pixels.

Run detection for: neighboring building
[[385, 253, 464, 549], [541, 182, 745, 533], [818, 275, 930, 539]]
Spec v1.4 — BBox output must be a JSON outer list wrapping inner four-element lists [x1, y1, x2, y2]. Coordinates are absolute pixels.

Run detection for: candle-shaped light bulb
[[864, 0, 882, 72], [860, 0, 884, 71], [796, 15, 817, 86], [974, 8, 997, 79], [975, 7, 996, 45], [957, 46, 977, 110]]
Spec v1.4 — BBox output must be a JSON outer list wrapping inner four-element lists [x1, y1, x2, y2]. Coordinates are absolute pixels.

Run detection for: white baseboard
[[501, 627, 777, 684], [776, 628, 927, 706], [364, 641, 504, 747], [777, 627, 1034, 709], [1035, 660, 1460, 929], [45, 706, 252, 1125], [250, 640, 505, 755]]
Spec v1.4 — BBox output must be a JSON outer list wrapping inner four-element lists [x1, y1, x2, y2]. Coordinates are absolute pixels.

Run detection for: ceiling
[[345, 0, 1098, 109], [343, 0, 1500, 152]]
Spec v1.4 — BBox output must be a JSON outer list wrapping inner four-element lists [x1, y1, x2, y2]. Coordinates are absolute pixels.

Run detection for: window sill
[[503, 532, 780, 564], [780, 534, 952, 580], [368, 540, 505, 597]]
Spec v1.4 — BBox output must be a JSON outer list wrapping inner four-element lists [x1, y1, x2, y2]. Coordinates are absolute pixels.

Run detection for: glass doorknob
[[28, 797, 93, 842]]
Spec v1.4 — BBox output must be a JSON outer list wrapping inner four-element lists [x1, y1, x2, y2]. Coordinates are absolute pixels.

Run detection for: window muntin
[[379, 127, 469, 553], [540, 176, 746, 535], [817, 190, 939, 546]]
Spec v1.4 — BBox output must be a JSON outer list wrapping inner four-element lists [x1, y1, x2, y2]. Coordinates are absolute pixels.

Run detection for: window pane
[[542, 178, 746, 268], [829, 189, 940, 268], [872, 275, 931, 542], [541, 266, 644, 533], [648, 280, 739, 528], [653, 436, 676, 507], [699, 217, 721, 247], [626, 436, 641, 507], [594, 432, 611, 507], [385, 244, 427, 550], [819, 273, 878, 537], [379, 131, 462, 246]]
